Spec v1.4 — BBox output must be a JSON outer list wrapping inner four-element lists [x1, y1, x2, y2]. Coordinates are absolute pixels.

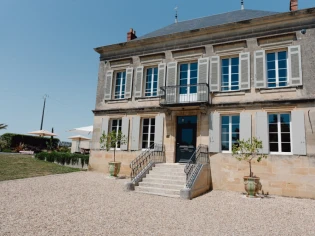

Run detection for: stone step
[[139, 182, 184, 189], [142, 178, 186, 185], [134, 191, 180, 198], [135, 186, 180, 196], [146, 174, 186, 181], [154, 164, 186, 170], [151, 169, 186, 176]]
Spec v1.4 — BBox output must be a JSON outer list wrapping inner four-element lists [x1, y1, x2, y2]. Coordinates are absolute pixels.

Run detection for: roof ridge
[[168, 9, 277, 25]]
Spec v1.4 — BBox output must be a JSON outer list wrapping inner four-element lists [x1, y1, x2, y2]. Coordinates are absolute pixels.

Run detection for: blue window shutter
[[292, 110, 306, 155], [104, 70, 113, 100], [209, 112, 220, 152], [288, 45, 303, 86], [240, 112, 252, 142], [125, 68, 134, 98], [239, 52, 250, 90], [254, 50, 266, 88], [121, 117, 129, 151], [255, 111, 269, 154], [131, 116, 141, 151], [134, 66, 144, 98], [154, 114, 164, 147]]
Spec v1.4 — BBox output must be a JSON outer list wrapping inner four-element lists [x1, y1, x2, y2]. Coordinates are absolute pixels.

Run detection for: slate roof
[[138, 9, 279, 40]]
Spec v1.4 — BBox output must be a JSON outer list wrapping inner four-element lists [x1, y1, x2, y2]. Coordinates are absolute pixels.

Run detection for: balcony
[[160, 83, 210, 107]]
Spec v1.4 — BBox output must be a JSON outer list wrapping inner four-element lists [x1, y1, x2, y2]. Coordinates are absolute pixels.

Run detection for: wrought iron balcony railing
[[160, 83, 210, 106]]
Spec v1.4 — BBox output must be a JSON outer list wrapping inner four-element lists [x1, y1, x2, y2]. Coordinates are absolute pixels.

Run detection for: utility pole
[[40, 94, 49, 130]]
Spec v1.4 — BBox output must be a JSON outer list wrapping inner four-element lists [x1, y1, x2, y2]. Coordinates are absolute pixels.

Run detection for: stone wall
[[210, 153, 315, 199]]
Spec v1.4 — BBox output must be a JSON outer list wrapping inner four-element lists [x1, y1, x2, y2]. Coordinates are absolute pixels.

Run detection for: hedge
[[35, 152, 89, 168], [1, 133, 60, 151]]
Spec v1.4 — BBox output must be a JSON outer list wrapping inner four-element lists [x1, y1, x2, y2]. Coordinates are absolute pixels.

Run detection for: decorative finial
[[175, 6, 178, 23], [241, 0, 244, 10]]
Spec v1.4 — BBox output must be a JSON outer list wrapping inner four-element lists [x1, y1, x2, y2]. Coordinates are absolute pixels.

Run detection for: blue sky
[[0, 0, 314, 141]]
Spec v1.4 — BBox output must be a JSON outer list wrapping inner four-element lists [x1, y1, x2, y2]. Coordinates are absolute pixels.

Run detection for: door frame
[[175, 115, 198, 163]]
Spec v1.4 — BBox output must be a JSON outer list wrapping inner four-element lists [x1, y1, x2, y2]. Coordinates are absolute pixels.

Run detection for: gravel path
[[1, 172, 315, 236]]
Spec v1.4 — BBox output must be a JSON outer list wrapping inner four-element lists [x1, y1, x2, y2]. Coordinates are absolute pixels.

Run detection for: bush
[[1, 133, 60, 151], [35, 152, 89, 168]]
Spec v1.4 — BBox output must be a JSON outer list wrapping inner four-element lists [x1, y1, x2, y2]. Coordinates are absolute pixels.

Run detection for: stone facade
[[90, 7, 315, 198]]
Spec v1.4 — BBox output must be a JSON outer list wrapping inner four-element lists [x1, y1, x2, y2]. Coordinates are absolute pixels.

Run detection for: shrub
[[1, 133, 60, 151], [0, 138, 8, 151], [35, 152, 89, 168]]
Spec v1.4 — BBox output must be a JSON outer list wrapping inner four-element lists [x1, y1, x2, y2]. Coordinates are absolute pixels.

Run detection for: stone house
[[90, 1, 315, 199]]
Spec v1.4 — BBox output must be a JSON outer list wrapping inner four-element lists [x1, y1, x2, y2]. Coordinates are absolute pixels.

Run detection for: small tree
[[100, 130, 127, 162], [232, 137, 267, 177]]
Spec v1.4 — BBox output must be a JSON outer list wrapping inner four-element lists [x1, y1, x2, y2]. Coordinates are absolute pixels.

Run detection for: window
[[269, 113, 291, 153], [267, 51, 288, 88], [221, 115, 240, 152], [145, 67, 158, 97], [179, 62, 198, 95], [114, 71, 126, 99], [142, 118, 155, 149], [110, 119, 122, 149], [221, 57, 239, 91]]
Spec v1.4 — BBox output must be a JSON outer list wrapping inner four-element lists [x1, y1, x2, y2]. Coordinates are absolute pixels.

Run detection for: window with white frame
[[145, 67, 158, 97], [266, 50, 288, 88], [142, 118, 155, 149], [114, 71, 126, 99], [179, 62, 198, 96], [110, 119, 122, 149], [221, 115, 240, 152], [268, 113, 291, 153], [221, 57, 239, 91]]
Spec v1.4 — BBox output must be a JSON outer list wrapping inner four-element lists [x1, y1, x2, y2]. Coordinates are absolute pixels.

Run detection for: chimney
[[127, 28, 137, 41], [290, 0, 298, 11]]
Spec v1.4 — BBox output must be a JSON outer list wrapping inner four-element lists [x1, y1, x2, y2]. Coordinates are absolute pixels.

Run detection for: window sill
[[136, 97, 160, 102], [107, 99, 129, 104], [270, 152, 293, 155], [214, 91, 246, 97], [222, 151, 232, 154], [259, 87, 296, 94]]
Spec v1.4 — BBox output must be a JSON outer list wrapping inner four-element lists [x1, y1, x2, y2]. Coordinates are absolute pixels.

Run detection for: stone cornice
[[92, 98, 315, 114], [94, 8, 315, 61]]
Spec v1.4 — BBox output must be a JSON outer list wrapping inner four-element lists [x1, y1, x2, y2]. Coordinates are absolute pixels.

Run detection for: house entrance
[[176, 116, 197, 163]]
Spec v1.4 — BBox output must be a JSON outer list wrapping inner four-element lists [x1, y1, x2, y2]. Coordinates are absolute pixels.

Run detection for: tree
[[99, 130, 127, 162], [232, 137, 267, 177], [0, 124, 8, 130]]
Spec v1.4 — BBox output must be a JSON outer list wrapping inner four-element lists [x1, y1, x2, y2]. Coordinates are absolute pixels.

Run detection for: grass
[[0, 153, 81, 181]]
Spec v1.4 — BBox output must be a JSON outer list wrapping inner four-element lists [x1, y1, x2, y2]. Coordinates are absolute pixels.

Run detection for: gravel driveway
[[1, 172, 315, 236]]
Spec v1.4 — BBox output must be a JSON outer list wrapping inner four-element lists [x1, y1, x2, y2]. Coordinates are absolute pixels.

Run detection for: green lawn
[[0, 153, 81, 181]]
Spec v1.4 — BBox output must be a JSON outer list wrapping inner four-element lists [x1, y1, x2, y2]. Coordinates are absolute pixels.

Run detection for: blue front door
[[176, 116, 197, 163]]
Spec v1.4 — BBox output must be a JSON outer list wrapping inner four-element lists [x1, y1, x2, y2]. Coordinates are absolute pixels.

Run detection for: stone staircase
[[135, 163, 186, 198]]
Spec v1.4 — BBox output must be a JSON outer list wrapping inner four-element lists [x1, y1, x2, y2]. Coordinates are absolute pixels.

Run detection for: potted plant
[[100, 130, 127, 177], [232, 137, 267, 197]]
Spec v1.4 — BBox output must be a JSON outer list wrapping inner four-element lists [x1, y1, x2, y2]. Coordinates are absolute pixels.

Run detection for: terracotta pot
[[243, 176, 262, 197], [108, 162, 121, 177]]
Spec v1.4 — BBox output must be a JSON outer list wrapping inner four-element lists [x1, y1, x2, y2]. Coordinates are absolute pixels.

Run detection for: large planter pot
[[243, 176, 262, 197], [108, 161, 121, 177]]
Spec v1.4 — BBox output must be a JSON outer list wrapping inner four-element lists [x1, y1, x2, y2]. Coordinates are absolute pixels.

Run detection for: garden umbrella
[[68, 135, 91, 152], [68, 126, 93, 135], [28, 130, 57, 137]]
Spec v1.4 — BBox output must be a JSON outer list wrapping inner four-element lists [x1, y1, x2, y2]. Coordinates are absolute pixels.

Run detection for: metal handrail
[[130, 143, 165, 180], [184, 144, 208, 188]]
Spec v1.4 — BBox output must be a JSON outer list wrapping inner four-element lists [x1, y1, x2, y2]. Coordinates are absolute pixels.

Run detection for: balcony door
[[179, 62, 198, 103]]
